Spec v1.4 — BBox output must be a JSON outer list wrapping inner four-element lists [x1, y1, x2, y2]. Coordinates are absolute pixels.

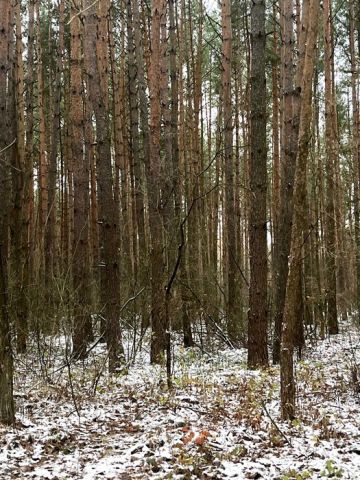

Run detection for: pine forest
[[0, 0, 359, 478]]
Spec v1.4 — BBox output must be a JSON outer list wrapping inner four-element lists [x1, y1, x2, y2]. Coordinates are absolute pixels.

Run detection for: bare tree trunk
[[272, 0, 296, 363], [221, 0, 238, 345], [148, 0, 167, 363], [169, 0, 193, 347], [273, 0, 310, 362], [271, 3, 280, 242], [83, 0, 124, 371], [71, 0, 92, 359], [323, 0, 338, 335], [133, 0, 151, 332], [349, 0, 360, 322], [248, 0, 268, 368], [126, 0, 146, 300], [45, 0, 64, 283], [35, 0, 48, 280], [281, 0, 320, 420], [10, 0, 27, 352], [0, 0, 15, 425], [24, 0, 35, 301]]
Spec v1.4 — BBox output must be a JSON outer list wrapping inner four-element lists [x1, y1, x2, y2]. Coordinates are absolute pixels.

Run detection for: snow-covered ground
[[1, 323, 359, 479]]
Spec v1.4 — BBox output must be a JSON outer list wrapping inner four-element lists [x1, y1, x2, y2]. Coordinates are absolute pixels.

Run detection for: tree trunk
[[221, 0, 238, 345], [71, 0, 92, 359], [133, 0, 151, 333], [83, 0, 124, 371], [0, 0, 15, 425], [248, 0, 268, 368], [10, 0, 27, 353], [35, 0, 48, 280], [323, 0, 339, 335], [280, 0, 320, 420], [148, 0, 167, 363], [272, 0, 296, 364], [349, 0, 360, 323], [44, 0, 64, 283]]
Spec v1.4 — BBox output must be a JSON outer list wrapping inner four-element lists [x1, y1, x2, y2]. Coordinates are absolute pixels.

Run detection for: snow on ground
[[0, 323, 359, 479]]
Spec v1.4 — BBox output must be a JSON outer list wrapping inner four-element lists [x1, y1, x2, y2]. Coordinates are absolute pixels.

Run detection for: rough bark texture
[[24, 0, 35, 294], [83, 0, 124, 371], [272, 0, 296, 364], [11, 0, 27, 353], [323, 0, 339, 335], [281, 0, 320, 420], [349, 0, 360, 324], [0, 0, 15, 425], [271, 4, 280, 238], [148, 0, 167, 363], [45, 0, 64, 283], [132, 0, 151, 333], [35, 0, 48, 278], [71, 1, 92, 359], [167, 0, 193, 347], [127, 0, 146, 298], [221, 0, 237, 345], [247, 0, 268, 368]]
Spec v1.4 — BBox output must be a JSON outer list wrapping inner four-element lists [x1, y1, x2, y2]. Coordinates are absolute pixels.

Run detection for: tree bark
[[0, 0, 15, 425], [248, 0, 268, 368], [349, 0, 360, 323], [323, 0, 339, 335], [83, 0, 124, 371], [272, 0, 296, 364], [281, 0, 320, 420], [221, 0, 238, 345], [10, 0, 27, 352], [71, 0, 92, 359], [148, 0, 167, 363], [35, 0, 48, 280]]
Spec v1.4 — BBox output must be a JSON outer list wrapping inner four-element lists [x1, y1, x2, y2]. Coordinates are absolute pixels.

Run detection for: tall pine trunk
[[281, 0, 320, 420], [83, 0, 124, 371], [248, 0, 268, 368], [0, 0, 15, 425], [148, 0, 168, 363], [71, 0, 92, 358], [323, 0, 339, 335]]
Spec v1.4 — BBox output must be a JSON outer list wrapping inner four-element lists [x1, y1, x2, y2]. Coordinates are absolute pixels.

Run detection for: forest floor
[[0, 321, 359, 480]]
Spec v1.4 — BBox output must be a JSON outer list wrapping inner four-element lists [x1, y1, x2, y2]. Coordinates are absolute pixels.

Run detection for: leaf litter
[[0, 323, 359, 479]]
